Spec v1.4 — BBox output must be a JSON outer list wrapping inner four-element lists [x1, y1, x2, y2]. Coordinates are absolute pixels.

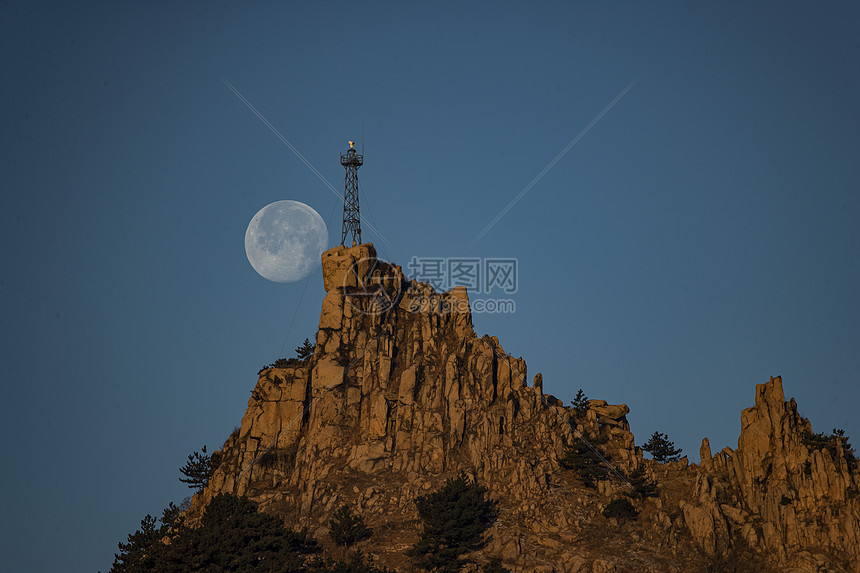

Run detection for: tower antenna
[[340, 141, 363, 247]]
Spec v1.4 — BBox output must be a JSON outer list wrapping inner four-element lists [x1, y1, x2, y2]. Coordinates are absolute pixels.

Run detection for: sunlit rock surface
[[192, 244, 859, 572]]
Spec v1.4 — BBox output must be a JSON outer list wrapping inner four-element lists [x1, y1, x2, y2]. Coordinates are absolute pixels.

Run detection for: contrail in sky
[[468, 81, 636, 249], [222, 78, 392, 249]]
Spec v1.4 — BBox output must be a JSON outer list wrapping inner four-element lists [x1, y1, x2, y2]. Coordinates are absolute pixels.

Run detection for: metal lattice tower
[[340, 141, 363, 246]]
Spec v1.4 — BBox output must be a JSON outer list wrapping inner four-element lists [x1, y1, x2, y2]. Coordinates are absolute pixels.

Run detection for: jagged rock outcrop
[[192, 244, 859, 572], [196, 244, 638, 569], [683, 376, 860, 572]]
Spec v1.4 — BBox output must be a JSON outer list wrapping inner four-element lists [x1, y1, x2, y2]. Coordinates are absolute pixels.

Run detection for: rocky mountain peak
[[191, 245, 859, 572], [689, 375, 860, 571]]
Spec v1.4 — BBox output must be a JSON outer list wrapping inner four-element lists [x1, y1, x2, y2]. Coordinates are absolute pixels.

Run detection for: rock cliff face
[[686, 377, 860, 572], [194, 244, 859, 572]]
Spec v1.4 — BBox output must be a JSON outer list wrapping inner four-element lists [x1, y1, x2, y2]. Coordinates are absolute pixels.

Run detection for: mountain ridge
[[189, 243, 859, 572]]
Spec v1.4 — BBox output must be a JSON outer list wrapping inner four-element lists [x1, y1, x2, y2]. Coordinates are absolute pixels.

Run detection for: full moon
[[244, 200, 328, 283]]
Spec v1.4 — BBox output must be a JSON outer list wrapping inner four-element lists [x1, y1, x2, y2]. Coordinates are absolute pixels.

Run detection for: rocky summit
[[191, 244, 860, 572]]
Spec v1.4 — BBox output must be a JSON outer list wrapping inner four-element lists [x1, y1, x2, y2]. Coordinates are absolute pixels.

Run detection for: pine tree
[[179, 445, 219, 492], [641, 431, 683, 463], [560, 433, 609, 488], [159, 493, 317, 572], [315, 551, 395, 573], [109, 494, 320, 573], [329, 505, 372, 546], [801, 428, 857, 472], [110, 514, 163, 572], [296, 337, 315, 360], [571, 389, 589, 418], [626, 467, 658, 500], [159, 502, 183, 530], [407, 473, 499, 572]]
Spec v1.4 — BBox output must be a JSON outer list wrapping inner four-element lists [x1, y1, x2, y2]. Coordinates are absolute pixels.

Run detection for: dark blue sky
[[2, 3, 858, 571]]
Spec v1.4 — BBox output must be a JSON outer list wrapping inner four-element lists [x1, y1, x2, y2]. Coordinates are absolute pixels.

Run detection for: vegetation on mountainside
[[626, 467, 658, 500], [483, 556, 511, 572], [694, 538, 776, 573], [258, 337, 316, 373], [179, 445, 219, 493], [257, 444, 299, 471], [560, 433, 610, 488], [571, 388, 589, 418], [295, 337, 315, 360], [641, 431, 683, 463], [602, 498, 638, 520], [107, 493, 390, 573], [407, 473, 499, 572], [329, 505, 373, 547], [802, 428, 857, 472], [109, 513, 165, 573], [313, 551, 395, 573]]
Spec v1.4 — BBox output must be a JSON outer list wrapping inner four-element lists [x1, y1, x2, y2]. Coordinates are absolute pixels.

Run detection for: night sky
[[2, 3, 859, 572]]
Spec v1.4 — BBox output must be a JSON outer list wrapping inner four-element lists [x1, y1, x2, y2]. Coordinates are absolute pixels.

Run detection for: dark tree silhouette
[[626, 467, 658, 500], [560, 433, 609, 488], [407, 473, 499, 572], [641, 431, 683, 463], [296, 337, 315, 360], [110, 514, 163, 572], [484, 556, 511, 573], [329, 505, 372, 546], [802, 428, 857, 472], [109, 494, 398, 573], [158, 494, 316, 572], [315, 551, 394, 573], [602, 498, 638, 520], [179, 445, 219, 492], [570, 389, 589, 418]]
